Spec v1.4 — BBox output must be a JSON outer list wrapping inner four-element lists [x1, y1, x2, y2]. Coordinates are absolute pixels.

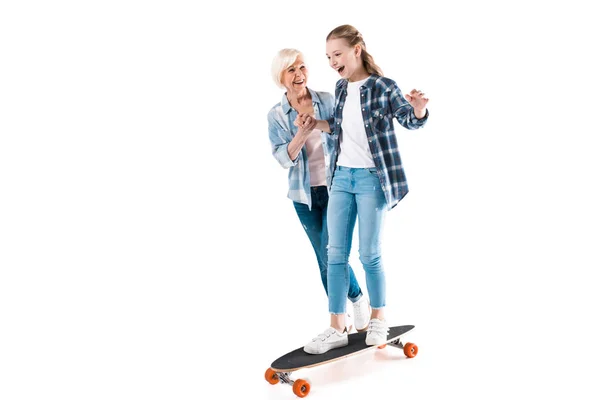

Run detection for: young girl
[[299, 25, 430, 354]]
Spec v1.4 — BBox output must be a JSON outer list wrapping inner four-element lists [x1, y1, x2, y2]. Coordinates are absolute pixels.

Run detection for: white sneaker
[[365, 318, 389, 346], [352, 296, 371, 332], [303, 327, 348, 354]]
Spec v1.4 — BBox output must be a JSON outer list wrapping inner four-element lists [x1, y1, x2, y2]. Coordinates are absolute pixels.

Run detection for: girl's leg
[[355, 169, 388, 317], [327, 168, 357, 329], [303, 169, 356, 355], [321, 188, 361, 302]]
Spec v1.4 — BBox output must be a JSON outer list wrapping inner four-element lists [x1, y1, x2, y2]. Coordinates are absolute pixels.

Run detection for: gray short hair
[[271, 48, 303, 89]]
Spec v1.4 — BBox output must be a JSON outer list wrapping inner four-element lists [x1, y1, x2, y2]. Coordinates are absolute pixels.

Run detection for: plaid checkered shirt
[[327, 74, 429, 210]]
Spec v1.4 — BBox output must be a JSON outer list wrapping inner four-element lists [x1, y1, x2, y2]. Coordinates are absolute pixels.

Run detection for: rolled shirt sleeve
[[389, 83, 429, 130], [268, 111, 299, 168]]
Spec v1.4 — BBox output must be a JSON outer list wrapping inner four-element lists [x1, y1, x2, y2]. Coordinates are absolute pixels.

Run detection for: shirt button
[[365, 124, 369, 127]]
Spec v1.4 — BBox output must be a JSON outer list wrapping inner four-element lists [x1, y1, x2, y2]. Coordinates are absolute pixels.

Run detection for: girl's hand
[[294, 113, 316, 134], [405, 89, 429, 117], [294, 113, 310, 127]]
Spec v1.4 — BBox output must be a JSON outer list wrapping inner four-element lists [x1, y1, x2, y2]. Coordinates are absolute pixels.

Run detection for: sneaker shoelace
[[355, 304, 367, 321], [367, 319, 389, 339], [312, 327, 338, 342]]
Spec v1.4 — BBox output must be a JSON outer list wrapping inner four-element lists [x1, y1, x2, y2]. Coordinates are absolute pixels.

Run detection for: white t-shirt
[[305, 128, 327, 186], [337, 77, 375, 168]]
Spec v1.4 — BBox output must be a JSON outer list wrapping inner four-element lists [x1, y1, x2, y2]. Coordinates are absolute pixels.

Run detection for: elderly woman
[[267, 49, 370, 332]]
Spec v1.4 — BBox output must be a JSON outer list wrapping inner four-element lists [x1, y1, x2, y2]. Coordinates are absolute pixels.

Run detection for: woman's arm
[[286, 127, 312, 161], [268, 112, 297, 168], [268, 111, 316, 168]]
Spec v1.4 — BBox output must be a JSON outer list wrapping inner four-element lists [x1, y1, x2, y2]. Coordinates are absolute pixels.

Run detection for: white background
[[1, 0, 599, 399]]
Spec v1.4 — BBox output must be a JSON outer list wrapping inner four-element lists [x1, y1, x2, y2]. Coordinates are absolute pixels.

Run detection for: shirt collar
[[281, 87, 321, 114], [337, 74, 378, 90]]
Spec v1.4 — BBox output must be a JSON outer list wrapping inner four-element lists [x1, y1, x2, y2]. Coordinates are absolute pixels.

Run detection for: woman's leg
[[293, 196, 328, 294]]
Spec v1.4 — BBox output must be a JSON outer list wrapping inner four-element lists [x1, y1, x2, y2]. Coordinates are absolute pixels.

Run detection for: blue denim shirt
[[328, 75, 429, 210], [268, 88, 338, 209]]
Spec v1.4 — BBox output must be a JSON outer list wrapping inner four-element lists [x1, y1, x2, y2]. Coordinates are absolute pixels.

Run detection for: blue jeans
[[293, 186, 363, 302], [327, 167, 387, 314]]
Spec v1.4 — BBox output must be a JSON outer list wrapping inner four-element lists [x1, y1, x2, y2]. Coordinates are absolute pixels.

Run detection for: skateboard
[[264, 325, 417, 398]]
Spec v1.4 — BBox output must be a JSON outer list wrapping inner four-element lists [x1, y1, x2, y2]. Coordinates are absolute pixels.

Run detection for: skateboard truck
[[276, 371, 293, 385], [377, 338, 419, 357], [265, 369, 310, 398], [388, 338, 404, 349]]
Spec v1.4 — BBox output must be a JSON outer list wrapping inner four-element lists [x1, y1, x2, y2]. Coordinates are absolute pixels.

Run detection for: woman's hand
[[294, 113, 316, 134]]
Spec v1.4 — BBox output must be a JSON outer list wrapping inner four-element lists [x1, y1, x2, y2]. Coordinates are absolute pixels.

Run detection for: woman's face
[[281, 57, 308, 95], [326, 38, 361, 80]]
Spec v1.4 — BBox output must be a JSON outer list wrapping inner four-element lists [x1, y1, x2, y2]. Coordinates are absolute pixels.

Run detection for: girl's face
[[326, 38, 362, 81], [281, 57, 308, 95]]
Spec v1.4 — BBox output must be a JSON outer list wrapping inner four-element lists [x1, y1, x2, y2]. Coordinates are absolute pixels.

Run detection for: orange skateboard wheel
[[404, 342, 418, 358], [293, 379, 311, 398], [377, 344, 387, 349], [264, 368, 279, 385]]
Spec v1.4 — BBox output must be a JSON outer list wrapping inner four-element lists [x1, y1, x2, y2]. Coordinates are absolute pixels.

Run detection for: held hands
[[293, 113, 317, 135], [405, 89, 429, 119]]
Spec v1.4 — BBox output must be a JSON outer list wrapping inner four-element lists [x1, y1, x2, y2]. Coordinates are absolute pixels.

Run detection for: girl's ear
[[354, 44, 362, 57]]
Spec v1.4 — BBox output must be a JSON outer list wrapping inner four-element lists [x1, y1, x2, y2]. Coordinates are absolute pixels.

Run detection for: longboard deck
[[271, 325, 414, 372]]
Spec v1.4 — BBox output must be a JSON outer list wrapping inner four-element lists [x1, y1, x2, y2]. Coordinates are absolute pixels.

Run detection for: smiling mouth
[[293, 79, 305, 85], [336, 66, 345, 74]]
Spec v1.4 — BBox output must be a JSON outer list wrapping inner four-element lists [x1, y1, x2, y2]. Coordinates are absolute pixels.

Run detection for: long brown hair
[[326, 24, 383, 76]]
